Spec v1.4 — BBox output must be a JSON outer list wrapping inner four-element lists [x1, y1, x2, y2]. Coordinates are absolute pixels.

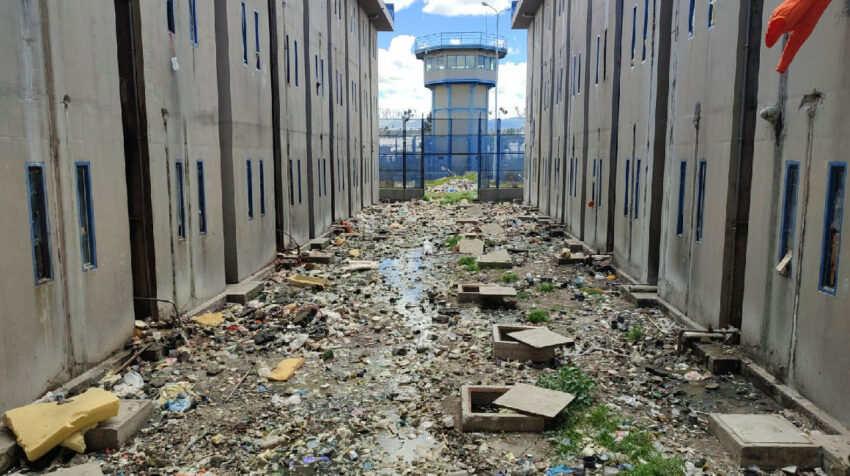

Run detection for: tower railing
[[414, 32, 507, 54]]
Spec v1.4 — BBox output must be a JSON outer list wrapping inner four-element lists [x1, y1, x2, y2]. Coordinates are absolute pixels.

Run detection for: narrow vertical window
[[677, 161, 687, 236], [777, 162, 800, 273], [259, 159, 266, 216], [297, 159, 303, 204], [642, 0, 648, 61], [288, 158, 295, 206], [577, 53, 581, 94], [323, 158, 328, 196], [591, 160, 597, 202], [595, 35, 600, 85], [167, 0, 176, 34], [285, 35, 291, 84], [247, 159, 254, 219], [708, 0, 716, 28], [197, 160, 207, 235], [27, 164, 52, 283], [688, 0, 696, 37], [572, 55, 576, 95], [569, 158, 574, 196], [189, 0, 198, 45], [175, 161, 186, 239], [633, 159, 642, 220], [254, 11, 261, 70], [624, 159, 631, 216], [598, 159, 604, 207], [74, 163, 97, 270], [631, 4, 637, 66], [321, 59, 325, 98], [695, 159, 707, 241], [294, 40, 299, 87], [819, 163, 846, 293], [241, 2, 247, 65]]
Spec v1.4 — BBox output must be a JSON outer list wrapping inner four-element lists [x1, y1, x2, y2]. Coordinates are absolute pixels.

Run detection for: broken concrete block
[[300, 252, 333, 264], [288, 275, 329, 290], [477, 249, 512, 269], [3, 388, 120, 461], [493, 383, 575, 419], [811, 434, 850, 476], [508, 327, 574, 349], [708, 414, 821, 470], [267, 358, 304, 382], [480, 223, 504, 238], [457, 284, 515, 304], [306, 237, 330, 250], [693, 343, 742, 375], [492, 325, 557, 362], [225, 281, 264, 304], [10, 463, 105, 476], [565, 239, 584, 253], [622, 285, 659, 308], [557, 252, 587, 265], [460, 386, 545, 433], [84, 400, 153, 451], [0, 425, 19, 474], [457, 239, 485, 255], [191, 312, 224, 327], [341, 261, 380, 272]]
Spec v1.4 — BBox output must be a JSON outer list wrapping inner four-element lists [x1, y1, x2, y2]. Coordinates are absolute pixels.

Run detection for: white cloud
[[391, 0, 417, 11], [489, 61, 527, 118], [422, 0, 512, 16], [378, 35, 431, 118]]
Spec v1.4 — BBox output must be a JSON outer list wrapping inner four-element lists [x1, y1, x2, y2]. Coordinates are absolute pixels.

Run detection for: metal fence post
[[477, 116, 483, 190], [496, 118, 502, 189], [402, 120, 407, 189], [420, 115, 425, 188]]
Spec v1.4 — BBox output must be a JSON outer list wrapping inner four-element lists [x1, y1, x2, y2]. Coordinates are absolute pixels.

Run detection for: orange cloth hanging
[[765, 0, 832, 73]]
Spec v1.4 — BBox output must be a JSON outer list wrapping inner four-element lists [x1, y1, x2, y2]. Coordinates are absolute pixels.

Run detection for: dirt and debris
[[1, 198, 835, 475]]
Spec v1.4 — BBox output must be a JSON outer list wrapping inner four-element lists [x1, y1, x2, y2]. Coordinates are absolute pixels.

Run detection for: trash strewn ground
[[3, 198, 832, 475]]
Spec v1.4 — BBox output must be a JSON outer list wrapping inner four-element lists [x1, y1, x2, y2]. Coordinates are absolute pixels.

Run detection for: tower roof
[[414, 33, 507, 59]]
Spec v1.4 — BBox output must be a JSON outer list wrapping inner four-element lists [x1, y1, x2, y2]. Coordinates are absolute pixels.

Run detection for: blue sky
[[377, 0, 528, 119]]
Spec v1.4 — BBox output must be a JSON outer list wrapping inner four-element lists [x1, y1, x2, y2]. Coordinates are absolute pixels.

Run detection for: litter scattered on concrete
[[266, 358, 304, 382]]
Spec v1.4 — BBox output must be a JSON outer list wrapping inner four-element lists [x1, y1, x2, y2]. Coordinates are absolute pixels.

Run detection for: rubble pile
[[2, 199, 831, 475]]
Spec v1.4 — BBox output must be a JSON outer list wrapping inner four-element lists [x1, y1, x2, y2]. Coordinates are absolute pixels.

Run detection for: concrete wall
[[215, 0, 277, 283], [742, 0, 850, 427], [0, 0, 133, 410], [136, 0, 227, 314], [564, 0, 590, 238]]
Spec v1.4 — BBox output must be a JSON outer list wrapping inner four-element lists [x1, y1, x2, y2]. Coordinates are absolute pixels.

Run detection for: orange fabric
[[765, 0, 832, 73]]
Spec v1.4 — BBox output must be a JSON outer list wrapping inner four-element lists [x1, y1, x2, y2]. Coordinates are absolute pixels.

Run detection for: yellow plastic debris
[[58, 424, 96, 453], [560, 248, 572, 259], [3, 388, 119, 461], [191, 312, 224, 327], [288, 275, 329, 289], [348, 249, 361, 258], [267, 358, 304, 382]]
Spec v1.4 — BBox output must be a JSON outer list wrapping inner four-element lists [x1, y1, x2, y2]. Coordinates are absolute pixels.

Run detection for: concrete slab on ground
[[458, 239, 485, 255], [457, 284, 516, 304], [225, 281, 264, 304], [708, 413, 821, 470], [622, 285, 660, 308], [693, 343, 742, 375], [493, 383, 575, 419], [557, 252, 587, 265], [565, 239, 584, 253], [477, 249, 512, 269], [508, 328, 573, 349], [811, 434, 850, 476], [10, 463, 104, 476], [480, 223, 504, 238], [0, 424, 18, 474], [306, 237, 330, 250], [460, 385, 545, 433], [492, 324, 557, 362], [301, 252, 333, 264], [85, 399, 153, 451], [477, 286, 517, 298]]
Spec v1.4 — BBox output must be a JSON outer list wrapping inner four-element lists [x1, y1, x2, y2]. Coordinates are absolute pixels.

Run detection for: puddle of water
[[375, 431, 441, 463], [379, 248, 439, 345]]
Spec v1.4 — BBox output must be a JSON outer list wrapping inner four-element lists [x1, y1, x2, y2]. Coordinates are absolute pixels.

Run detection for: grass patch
[[464, 264, 480, 272], [626, 325, 645, 343], [585, 288, 604, 296], [445, 235, 462, 249], [516, 291, 531, 300], [423, 190, 478, 205], [501, 273, 519, 283], [535, 282, 556, 292], [526, 309, 550, 323], [536, 365, 596, 408], [425, 171, 478, 188], [457, 256, 477, 266]]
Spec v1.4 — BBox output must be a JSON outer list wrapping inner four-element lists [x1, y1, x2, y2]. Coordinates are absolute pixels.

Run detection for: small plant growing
[[536, 365, 596, 408], [464, 264, 480, 272], [516, 291, 531, 300], [320, 349, 335, 361], [457, 256, 477, 266], [536, 282, 556, 293], [626, 325, 645, 343], [501, 273, 519, 283], [445, 235, 462, 249], [526, 309, 550, 323]]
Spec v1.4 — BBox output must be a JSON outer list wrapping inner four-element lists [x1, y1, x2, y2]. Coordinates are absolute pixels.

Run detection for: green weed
[[626, 325, 645, 343], [526, 309, 550, 324], [464, 264, 480, 272], [457, 256, 477, 266], [445, 235, 462, 249], [536, 282, 556, 292], [516, 291, 531, 300], [536, 365, 596, 408], [501, 273, 519, 283]]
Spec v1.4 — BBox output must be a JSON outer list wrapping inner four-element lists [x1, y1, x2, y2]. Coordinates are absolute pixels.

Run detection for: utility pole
[[481, 2, 510, 122]]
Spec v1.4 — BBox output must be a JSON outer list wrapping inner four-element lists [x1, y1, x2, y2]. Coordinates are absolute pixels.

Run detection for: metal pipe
[[134, 297, 179, 320]]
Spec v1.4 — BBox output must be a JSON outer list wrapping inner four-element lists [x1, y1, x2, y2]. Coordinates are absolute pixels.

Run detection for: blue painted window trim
[[175, 160, 186, 239], [676, 160, 687, 236], [75, 162, 97, 271], [633, 158, 641, 220], [189, 0, 198, 46], [568, 157, 574, 197], [294, 40, 299, 87], [259, 159, 266, 216], [27, 163, 53, 285], [695, 159, 707, 241], [598, 159, 604, 207], [254, 11, 261, 70], [595, 35, 600, 85], [631, 4, 637, 66], [241, 2, 247, 65], [819, 162, 846, 294], [321, 59, 325, 98], [247, 159, 254, 219], [688, 0, 696, 37], [167, 0, 176, 34], [285, 35, 291, 84], [708, 0, 716, 28], [777, 161, 800, 272], [297, 159, 303, 204], [592, 160, 597, 201], [642, 0, 649, 61], [288, 158, 295, 205], [624, 159, 631, 216], [577, 53, 581, 94], [197, 160, 207, 235]]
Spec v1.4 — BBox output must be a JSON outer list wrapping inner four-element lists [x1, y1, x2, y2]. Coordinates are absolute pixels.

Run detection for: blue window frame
[[677, 161, 687, 236], [254, 11, 261, 70], [624, 159, 631, 216], [288, 158, 295, 205], [297, 159, 303, 204], [595, 35, 600, 85], [175, 161, 186, 239], [196, 160, 207, 234], [631, 4, 637, 66], [633, 159, 642, 219], [321, 59, 325, 98], [241, 2, 247, 65], [688, 0, 696, 37], [819, 163, 846, 294], [568, 157, 574, 196], [167, 0, 176, 34], [285, 35, 290, 83], [695, 159, 707, 241], [577, 53, 581, 94], [247, 159, 254, 219], [189, 0, 198, 45], [708, 0, 716, 28], [27, 164, 53, 284], [294, 40, 299, 87], [323, 158, 328, 196], [75, 163, 97, 270], [642, 0, 649, 61], [777, 162, 799, 272], [598, 159, 603, 207], [259, 159, 266, 216], [572, 56, 576, 96], [592, 160, 597, 202]]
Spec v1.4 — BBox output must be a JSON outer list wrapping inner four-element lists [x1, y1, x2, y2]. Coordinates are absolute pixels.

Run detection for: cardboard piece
[[191, 312, 224, 327], [268, 358, 305, 382], [288, 275, 329, 289], [493, 383, 575, 419], [507, 328, 574, 349]]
